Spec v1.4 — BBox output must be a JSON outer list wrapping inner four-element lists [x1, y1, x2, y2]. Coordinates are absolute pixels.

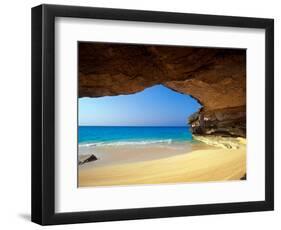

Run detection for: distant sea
[[78, 126, 193, 147]]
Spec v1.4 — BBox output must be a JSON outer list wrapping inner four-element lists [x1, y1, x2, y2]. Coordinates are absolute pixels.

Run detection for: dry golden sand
[[78, 147, 246, 187]]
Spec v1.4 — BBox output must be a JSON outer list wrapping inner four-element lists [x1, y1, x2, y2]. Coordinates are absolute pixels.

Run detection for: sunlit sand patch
[[78, 143, 246, 187]]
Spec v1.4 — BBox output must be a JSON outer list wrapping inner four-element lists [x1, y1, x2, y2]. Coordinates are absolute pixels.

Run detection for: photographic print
[[32, 5, 274, 224], [78, 42, 246, 187]]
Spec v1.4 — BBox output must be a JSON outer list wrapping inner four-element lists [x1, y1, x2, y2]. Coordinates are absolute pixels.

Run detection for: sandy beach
[[78, 140, 246, 187]]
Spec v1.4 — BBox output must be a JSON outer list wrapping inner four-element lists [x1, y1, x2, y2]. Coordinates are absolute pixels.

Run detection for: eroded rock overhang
[[79, 43, 246, 137]]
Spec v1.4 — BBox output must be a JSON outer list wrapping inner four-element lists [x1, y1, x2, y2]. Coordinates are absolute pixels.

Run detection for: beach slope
[[79, 147, 246, 187]]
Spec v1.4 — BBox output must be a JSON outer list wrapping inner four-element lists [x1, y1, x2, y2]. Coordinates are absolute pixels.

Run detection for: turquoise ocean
[[78, 126, 193, 147]]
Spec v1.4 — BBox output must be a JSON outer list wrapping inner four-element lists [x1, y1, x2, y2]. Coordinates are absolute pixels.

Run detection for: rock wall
[[79, 42, 246, 137], [188, 106, 246, 137]]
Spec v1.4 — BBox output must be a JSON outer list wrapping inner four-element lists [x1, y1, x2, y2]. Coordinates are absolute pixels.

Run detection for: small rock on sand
[[79, 154, 98, 165]]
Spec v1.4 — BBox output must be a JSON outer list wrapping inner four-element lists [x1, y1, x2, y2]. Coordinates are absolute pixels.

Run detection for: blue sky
[[79, 85, 201, 126]]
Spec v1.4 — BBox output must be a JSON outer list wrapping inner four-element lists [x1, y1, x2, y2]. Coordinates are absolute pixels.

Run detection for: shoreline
[[79, 141, 208, 168], [78, 137, 246, 187]]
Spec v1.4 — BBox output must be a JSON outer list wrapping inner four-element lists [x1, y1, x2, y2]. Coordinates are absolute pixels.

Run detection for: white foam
[[79, 139, 175, 147]]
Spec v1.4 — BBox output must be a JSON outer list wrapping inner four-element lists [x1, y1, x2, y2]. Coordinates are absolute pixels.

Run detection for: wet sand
[[79, 142, 207, 168]]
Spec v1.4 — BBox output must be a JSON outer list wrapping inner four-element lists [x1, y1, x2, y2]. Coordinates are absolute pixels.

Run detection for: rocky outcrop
[[188, 106, 246, 137], [79, 42, 246, 137], [193, 135, 246, 149]]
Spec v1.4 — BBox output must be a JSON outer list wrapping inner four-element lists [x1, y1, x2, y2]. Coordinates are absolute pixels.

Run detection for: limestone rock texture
[[79, 42, 246, 137]]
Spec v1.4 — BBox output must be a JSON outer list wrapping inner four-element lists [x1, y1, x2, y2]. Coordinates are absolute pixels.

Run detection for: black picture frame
[[31, 4, 274, 225]]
